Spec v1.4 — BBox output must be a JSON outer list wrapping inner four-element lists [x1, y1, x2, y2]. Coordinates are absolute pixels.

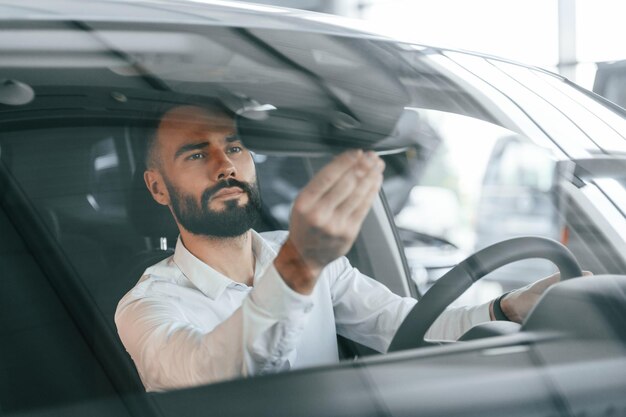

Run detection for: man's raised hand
[[274, 150, 385, 294]]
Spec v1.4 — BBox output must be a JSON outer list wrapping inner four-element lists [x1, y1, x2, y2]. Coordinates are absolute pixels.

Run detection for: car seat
[[116, 167, 178, 306]]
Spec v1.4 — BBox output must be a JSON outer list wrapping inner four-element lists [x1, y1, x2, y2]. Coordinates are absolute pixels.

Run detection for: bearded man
[[116, 104, 565, 392]]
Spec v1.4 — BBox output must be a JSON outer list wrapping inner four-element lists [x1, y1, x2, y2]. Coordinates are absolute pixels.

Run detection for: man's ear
[[144, 169, 170, 206]]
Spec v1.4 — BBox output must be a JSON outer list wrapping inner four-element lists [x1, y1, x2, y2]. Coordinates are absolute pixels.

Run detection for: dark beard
[[164, 177, 262, 238]]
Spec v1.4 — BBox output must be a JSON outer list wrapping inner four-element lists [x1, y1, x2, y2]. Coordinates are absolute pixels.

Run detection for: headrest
[[127, 168, 178, 241]]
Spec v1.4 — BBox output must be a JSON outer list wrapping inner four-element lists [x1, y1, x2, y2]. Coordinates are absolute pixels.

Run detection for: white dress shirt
[[115, 230, 490, 392]]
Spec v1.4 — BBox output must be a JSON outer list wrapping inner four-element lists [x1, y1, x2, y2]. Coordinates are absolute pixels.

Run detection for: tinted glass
[[1, 9, 626, 414]]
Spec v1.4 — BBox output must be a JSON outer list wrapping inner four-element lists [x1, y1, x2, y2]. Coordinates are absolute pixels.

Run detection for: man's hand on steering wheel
[[389, 236, 587, 352], [497, 270, 593, 323]]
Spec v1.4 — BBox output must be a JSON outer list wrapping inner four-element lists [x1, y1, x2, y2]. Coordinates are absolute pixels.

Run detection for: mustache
[[200, 178, 255, 207]]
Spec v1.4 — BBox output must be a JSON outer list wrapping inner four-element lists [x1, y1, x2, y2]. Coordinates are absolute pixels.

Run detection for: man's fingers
[[315, 152, 383, 214], [334, 159, 384, 218], [299, 150, 362, 207], [345, 170, 383, 225]]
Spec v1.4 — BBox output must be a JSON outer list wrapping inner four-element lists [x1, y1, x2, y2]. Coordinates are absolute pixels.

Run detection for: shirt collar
[[172, 230, 278, 300]]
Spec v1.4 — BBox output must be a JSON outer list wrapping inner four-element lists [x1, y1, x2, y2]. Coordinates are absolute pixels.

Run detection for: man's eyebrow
[[174, 142, 209, 160], [225, 134, 241, 143]]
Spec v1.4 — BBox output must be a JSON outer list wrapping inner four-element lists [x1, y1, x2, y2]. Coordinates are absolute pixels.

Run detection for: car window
[[383, 109, 560, 302], [0, 129, 141, 415]]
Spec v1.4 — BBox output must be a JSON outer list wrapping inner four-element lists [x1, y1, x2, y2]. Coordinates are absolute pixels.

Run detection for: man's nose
[[212, 150, 236, 180]]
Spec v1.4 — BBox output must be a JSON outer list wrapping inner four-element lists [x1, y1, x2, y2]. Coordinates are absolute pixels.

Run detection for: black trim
[[378, 189, 418, 299]]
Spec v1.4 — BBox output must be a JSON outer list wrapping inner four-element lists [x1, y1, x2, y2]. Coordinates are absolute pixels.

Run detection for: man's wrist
[[492, 291, 513, 321], [274, 239, 320, 295]]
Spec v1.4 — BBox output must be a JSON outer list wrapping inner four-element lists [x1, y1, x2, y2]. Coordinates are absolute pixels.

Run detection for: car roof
[[0, 0, 566, 73], [0, 0, 391, 39]]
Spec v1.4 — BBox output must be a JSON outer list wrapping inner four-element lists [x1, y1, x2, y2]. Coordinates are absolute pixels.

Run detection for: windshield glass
[[1, 13, 626, 413]]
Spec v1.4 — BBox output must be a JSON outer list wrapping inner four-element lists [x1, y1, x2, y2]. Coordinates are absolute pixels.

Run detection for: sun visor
[[237, 107, 420, 156], [0, 85, 417, 156]]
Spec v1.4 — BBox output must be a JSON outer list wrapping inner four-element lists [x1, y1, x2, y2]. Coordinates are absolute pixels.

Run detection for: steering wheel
[[388, 236, 583, 352]]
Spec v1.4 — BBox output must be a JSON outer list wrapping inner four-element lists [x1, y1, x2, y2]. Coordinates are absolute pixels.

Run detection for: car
[[0, 1, 625, 416], [593, 59, 626, 109], [472, 134, 560, 291]]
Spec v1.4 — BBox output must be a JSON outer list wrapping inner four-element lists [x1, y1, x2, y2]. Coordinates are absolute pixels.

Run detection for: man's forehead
[[158, 105, 235, 135]]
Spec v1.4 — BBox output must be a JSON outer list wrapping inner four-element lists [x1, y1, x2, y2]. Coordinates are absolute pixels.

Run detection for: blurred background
[[240, 0, 626, 91]]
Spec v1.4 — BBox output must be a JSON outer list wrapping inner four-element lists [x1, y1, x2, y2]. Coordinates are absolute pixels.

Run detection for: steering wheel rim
[[388, 236, 583, 352]]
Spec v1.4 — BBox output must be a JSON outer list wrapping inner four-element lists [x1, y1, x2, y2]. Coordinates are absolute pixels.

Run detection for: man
[[115, 104, 566, 392]]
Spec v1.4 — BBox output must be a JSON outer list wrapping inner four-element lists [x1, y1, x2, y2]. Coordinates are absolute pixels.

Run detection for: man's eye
[[187, 153, 205, 161], [227, 146, 243, 154]]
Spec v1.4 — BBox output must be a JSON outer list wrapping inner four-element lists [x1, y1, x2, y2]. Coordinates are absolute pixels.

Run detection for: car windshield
[[1, 5, 626, 416]]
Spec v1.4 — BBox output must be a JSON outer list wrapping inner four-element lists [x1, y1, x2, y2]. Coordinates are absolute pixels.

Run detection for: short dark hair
[[143, 99, 234, 171]]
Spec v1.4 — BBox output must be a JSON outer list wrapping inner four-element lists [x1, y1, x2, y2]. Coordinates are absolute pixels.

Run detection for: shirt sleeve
[[327, 257, 491, 352], [115, 263, 314, 392]]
